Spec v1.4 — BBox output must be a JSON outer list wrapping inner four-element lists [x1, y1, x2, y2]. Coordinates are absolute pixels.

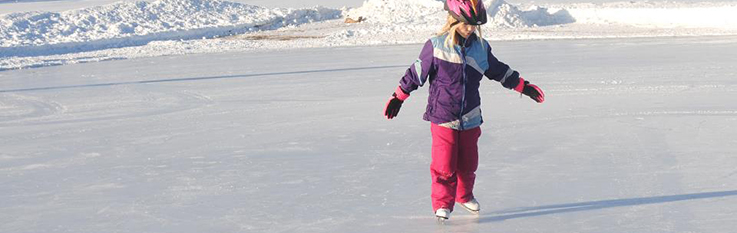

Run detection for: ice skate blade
[[436, 216, 448, 223]]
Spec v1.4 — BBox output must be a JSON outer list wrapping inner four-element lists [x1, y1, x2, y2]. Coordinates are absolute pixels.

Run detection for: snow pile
[[3, 0, 737, 70], [486, 0, 575, 28], [334, 0, 575, 45], [344, 0, 573, 28], [567, 2, 737, 29], [344, 0, 445, 24], [0, 0, 341, 57]]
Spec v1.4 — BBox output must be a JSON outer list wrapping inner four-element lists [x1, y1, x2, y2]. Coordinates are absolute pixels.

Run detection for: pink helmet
[[444, 0, 487, 25]]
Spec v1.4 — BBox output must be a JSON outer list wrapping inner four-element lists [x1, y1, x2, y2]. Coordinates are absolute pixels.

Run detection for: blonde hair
[[437, 15, 484, 49]]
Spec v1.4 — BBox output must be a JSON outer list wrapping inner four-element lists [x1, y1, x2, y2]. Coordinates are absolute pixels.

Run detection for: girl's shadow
[[479, 190, 737, 223]]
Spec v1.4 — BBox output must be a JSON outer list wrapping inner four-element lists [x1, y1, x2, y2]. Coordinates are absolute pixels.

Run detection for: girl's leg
[[456, 127, 481, 203], [430, 123, 459, 212]]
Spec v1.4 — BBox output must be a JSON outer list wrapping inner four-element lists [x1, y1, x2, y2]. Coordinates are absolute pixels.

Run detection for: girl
[[383, 0, 545, 220]]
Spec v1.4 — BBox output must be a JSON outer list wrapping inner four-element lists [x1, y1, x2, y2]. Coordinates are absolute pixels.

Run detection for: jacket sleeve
[[398, 40, 436, 93], [483, 41, 522, 90]]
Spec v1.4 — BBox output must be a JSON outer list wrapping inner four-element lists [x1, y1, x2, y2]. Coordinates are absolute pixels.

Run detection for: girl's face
[[456, 23, 477, 38]]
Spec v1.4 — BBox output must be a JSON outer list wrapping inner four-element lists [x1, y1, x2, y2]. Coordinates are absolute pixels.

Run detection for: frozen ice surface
[[2, 35, 737, 232]]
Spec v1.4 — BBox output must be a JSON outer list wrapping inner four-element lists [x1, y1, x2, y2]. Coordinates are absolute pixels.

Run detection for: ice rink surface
[[2, 35, 737, 232]]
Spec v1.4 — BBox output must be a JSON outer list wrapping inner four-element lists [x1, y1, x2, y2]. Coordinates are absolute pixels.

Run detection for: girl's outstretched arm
[[483, 42, 521, 89], [398, 40, 436, 93], [483, 41, 545, 103], [384, 40, 437, 119]]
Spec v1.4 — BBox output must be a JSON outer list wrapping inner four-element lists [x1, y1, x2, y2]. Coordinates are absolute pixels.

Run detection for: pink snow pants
[[430, 123, 482, 212]]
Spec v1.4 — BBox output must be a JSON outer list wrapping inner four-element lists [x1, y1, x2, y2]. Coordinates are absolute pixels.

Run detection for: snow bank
[[0, 0, 341, 57], [566, 2, 737, 29], [345, 0, 737, 29], [3, 0, 737, 70], [335, 0, 574, 47], [486, 0, 575, 27], [344, 0, 444, 25], [344, 0, 573, 28]]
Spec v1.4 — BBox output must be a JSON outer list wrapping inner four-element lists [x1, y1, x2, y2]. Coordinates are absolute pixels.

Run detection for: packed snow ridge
[[344, 0, 574, 28], [0, 0, 341, 57], [0, 0, 577, 58], [2, 0, 737, 70]]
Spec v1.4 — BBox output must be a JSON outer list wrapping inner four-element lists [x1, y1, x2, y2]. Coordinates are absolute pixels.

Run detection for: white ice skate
[[435, 208, 451, 222], [459, 198, 480, 214]]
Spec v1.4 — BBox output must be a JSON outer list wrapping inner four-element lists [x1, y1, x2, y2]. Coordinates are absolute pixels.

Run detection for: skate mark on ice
[[529, 110, 737, 127], [0, 65, 406, 93], [0, 88, 213, 126], [479, 190, 737, 223], [0, 93, 65, 123]]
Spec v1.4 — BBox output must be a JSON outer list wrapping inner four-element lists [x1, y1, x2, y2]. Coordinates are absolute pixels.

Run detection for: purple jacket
[[399, 33, 522, 130]]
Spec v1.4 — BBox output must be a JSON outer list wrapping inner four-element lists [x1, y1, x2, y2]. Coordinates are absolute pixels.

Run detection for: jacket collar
[[457, 33, 478, 48]]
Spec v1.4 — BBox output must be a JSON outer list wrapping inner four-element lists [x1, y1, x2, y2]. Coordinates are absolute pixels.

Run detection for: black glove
[[521, 81, 545, 103], [384, 93, 404, 119]]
